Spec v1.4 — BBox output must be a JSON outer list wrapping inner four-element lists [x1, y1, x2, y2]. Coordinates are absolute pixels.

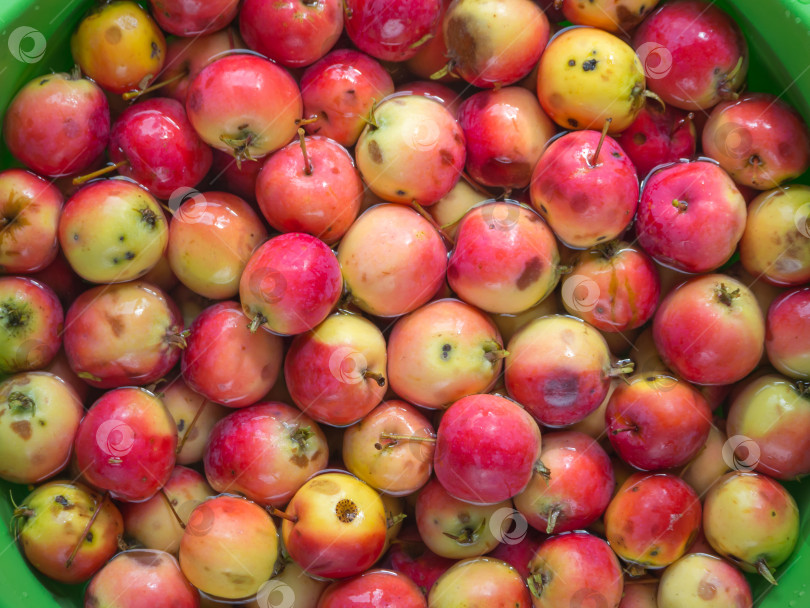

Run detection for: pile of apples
[[2, 0, 810, 606]]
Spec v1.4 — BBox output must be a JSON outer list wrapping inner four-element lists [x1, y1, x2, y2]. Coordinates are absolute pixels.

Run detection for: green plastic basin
[[0, 0, 809, 606]]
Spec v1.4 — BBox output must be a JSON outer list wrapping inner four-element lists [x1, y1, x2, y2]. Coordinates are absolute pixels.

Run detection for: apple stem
[[715, 283, 741, 307], [718, 57, 744, 100], [589, 118, 612, 167], [220, 133, 256, 169], [411, 200, 455, 246], [295, 115, 320, 126], [376, 432, 436, 450], [671, 112, 695, 136], [643, 89, 666, 111], [176, 396, 208, 456], [159, 488, 186, 530], [545, 507, 561, 534], [756, 559, 778, 585], [533, 460, 551, 482], [297, 127, 313, 175], [66, 491, 108, 569], [611, 425, 639, 435], [359, 101, 379, 130], [608, 359, 635, 377], [364, 370, 386, 387], [72, 160, 128, 186], [122, 69, 188, 101], [429, 61, 457, 81], [484, 349, 509, 362], [247, 312, 267, 333], [409, 32, 434, 50], [266, 506, 298, 523]]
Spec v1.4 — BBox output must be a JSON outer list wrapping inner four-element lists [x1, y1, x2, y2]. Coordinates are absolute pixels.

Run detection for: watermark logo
[[489, 507, 529, 545], [246, 268, 288, 306], [255, 579, 296, 608], [570, 588, 608, 608], [8, 27, 46, 63], [722, 435, 761, 472], [184, 501, 215, 537], [480, 202, 521, 231], [635, 42, 672, 80], [168, 187, 209, 224], [95, 419, 135, 460], [711, 122, 753, 160], [11, 338, 51, 370], [404, 115, 440, 152], [328, 346, 368, 385], [561, 275, 600, 312]]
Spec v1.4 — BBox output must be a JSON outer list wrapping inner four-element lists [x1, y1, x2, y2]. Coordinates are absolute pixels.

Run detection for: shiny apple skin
[[109, 97, 212, 200], [616, 102, 697, 180], [387, 298, 505, 409], [530, 130, 638, 249], [505, 315, 615, 427], [632, 0, 747, 111], [527, 531, 624, 608], [319, 569, 427, 608], [514, 431, 613, 535], [181, 301, 283, 408], [338, 204, 447, 317], [447, 201, 560, 314], [343, 400, 435, 495], [256, 135, 363, 245], [74, 387, 177, 503], [240, 232, 343, 336], [434, 393, 542, 505], [204, 401, 328, 506], [605, 473, 701, 569], [766, 288, 810, 379], [652, 274, 764, 385], [429, 557, 532, 608], [281, 472, 388, 579], [300, 49, 395, 148], [3, 73, 109, 177], [636, 160, 746, 273], [149, 0, 239, 36], [702, 93, 810, 190], [726, 374, 810, 480], [240, 0, 343, 68], [0, 169, 62, 273], [457, 87, 556, 189], [63, 281, 183, 388], [285, 312, 387, 427], [344, 0, 441, 62], [563, 241, 660, 332], [606, 374, 712, 471], [85, 549, 199, 608]]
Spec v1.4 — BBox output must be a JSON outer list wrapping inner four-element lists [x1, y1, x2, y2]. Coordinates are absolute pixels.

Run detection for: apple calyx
[[8, 391, 35, 416], [290, 425, 314, 452], [527, 569, 550, 599], [596, 240, 620, 259], [336, 498, 359, 523], [545, 506, 562, 534], [589, 118, 612, 167], [220, 132, 257, 169], [387, 512, 407, 528], [717, 57, 745, 101], [794, 381, 810, 398], [624, 563, 648, 578], [534, 460, 551, 482], [166, 328, 190, 349], [483, 341, 509, 363], [756, 558, 777, 585], [247, 312, 268, 333], [714, 283, 741, 307], [72, 160, 128, 186], [672, 198, 688, 213], [442, 518, 486, 545], [65, 491, 108, 569]]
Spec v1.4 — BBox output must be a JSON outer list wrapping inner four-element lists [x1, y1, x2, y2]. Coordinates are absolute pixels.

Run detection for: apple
[[429, 557, 532, 608]]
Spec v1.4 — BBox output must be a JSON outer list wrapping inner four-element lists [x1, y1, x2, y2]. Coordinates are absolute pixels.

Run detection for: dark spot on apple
[[10, 420, 31, 440], [542, 373, 579, 407], [151, 41, 160, 59], [568, 118, 579, 128], [38, 420, 45, 426], [86, 594, 99, 608], [290, 453, 310, 467], [570, 193, 590, 213], [238, 123, 249, 130], [332, 167, 339, 174], [453, 132, 463, 145], [125, 251, 135, 260], [187, 90, 202, 112], [582, 59, 598, 71], [105, 313, 125, 338], [650, 548, 658, 556], [225, 572, 252, 585], [105, 26, 122, 44], [396, 189, 406, 196], [85, 531, 93, 543], [639, 4, 646, 14], [73, 233, 79, 241], [611, 151, 621, 159], [441, 343, 452, 360], [40, 78, 49, 85], [631, 486, 639, 491], [177, 419, 185, 432], [445, 15, 477, 68], [119, 235, 125, 241], [568, 59, 576, 66], [616, 5, 640, 28], [440, 149, 454, 165], [367, 139, 383, 164], [55, 495, 69, 507], [347, 89, 355, 95], [516, 256, 543, 290], [772, 511, 777, 517], [596, 236, 606, 241], [539, 204, 548, 214], [633, 132, 646, 145]]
